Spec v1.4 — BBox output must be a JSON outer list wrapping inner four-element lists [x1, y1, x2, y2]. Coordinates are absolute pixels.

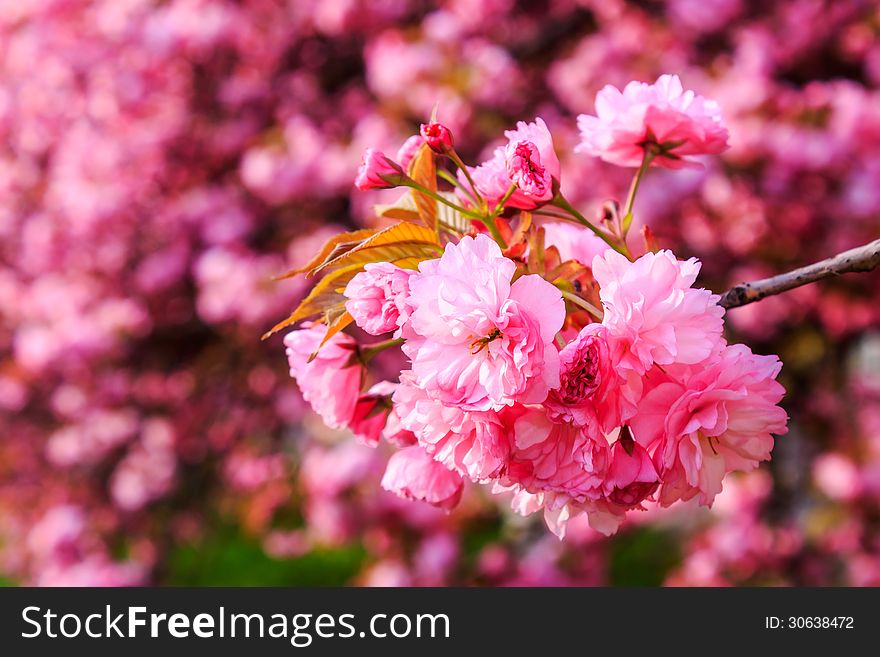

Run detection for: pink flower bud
[[420, 122, 454, 154], [355, 149, 405, 190], [504, 139, 553, 202]]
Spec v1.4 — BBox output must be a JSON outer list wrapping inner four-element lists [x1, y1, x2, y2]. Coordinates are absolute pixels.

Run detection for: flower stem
[[437, 169, 479, 205], [560, 290, 603, 319], [448, 150, 484, 210], [404, 179, 485, 220], [479, 214, 507, 247], [359, 337, 405, 363], [621, 150, 655, 236], [489, 184, 517, 220], [550, 194, 631, 258]]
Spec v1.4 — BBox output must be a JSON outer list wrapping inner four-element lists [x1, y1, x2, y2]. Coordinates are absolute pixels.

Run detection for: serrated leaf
[[317, 311, 354, 350], [408, 144, 437, 232], [550, 259, 589, 283], [274, 228, 377, 280], [437, 191, 472, 234], [262, 264, 364, 339], [313, 222, 440, 275], [305, 309, 355, 362], [374, 191, 421, 223]]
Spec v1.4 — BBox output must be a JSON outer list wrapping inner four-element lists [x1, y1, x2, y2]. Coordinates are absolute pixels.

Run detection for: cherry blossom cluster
[[283, 74, 788, 537], [5, 0, 880, 586]]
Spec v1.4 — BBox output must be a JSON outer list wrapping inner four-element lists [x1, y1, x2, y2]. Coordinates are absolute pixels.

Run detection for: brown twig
[[718, 238, 880, 310]]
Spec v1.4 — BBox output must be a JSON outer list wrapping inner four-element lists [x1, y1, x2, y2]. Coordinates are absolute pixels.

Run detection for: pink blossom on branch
[[355, 148, 406, 190], [284, 324, 363, 429], [344, 262, 415, 336], [630, 344, 788, 507], [404, 234, 565, 411], [505, 140, 552, 201], [393, 373, 510, 481], [420, 121, 454, 154], [461, 118, 561, 210], [592, 249, 726, 375], [576, 74, 729, 168], [381, 444, 464, 511], [546, 323, 638, 433]]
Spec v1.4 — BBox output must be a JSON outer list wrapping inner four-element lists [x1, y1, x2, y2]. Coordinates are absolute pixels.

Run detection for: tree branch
[[718, 238, 880, 310]]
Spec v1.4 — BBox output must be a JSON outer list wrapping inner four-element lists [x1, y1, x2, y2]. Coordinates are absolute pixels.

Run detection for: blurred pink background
[[1, 0, 879, 586]]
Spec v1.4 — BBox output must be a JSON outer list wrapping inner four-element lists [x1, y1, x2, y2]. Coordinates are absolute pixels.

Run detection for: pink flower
[[461, 118, 560, 210], [396, 135, 424, 171], [284, 324, 362, 429], [576, 74, 729, 168], [381, 445, 464, 511], [546, 323, 638, 432], [506, 406, 609, 503], [505, 140, 552, 201], [349, 381, 398, 447], [593, 249, 725, 374], [629, 344, 788, 507], [393, 374, 509, 481], [344, 262, 415, 336], [603, 438, 659, 507], [420, 121, 454, 154], [404, 234, 564, 411], [354, 148, 406, 190]]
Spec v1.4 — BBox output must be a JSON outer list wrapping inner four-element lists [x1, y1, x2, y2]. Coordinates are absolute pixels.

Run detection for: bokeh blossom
[[577, 74, 730, 168], [1, 0, 878, 589]]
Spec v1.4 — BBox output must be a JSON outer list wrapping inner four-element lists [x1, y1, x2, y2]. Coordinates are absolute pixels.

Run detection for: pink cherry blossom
[[576, 74, 729, 168], [593, 248, 725, 374], [546, 323, 638, 433], [506, 406, 609, 504], [349, 381, 399, 447], [393, 374, 509, 481], [284, 324, 362, 429], [344, 262, 415, 336], [630, 344, 788, 507], [499, 406, 649, 538], [420, 121, 454, 154], [404, 234, 564, 411], [354, 148, 405, 190], [381, 444, 464, 511], [505, 139, 552, 202], [603, 439, 659, 507], [462, 118, 560, 210]]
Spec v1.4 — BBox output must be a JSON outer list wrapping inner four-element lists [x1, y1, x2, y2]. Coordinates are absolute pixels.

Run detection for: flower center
[[469, 328, 502, 354], [559, 339, 601, 403]]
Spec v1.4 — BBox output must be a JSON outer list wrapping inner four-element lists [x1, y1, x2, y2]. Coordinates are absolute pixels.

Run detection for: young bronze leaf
[[316, 310, 354, 351], [437, 191, 472, 234], [261, 264, 364, 339], [408, 144, 438, 232], [274, 228, 377, 280], [550, 259, 589, 284], [313, 222, 440, 275], [374, 191, 421, 223], [527, 226, 546, 274]]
